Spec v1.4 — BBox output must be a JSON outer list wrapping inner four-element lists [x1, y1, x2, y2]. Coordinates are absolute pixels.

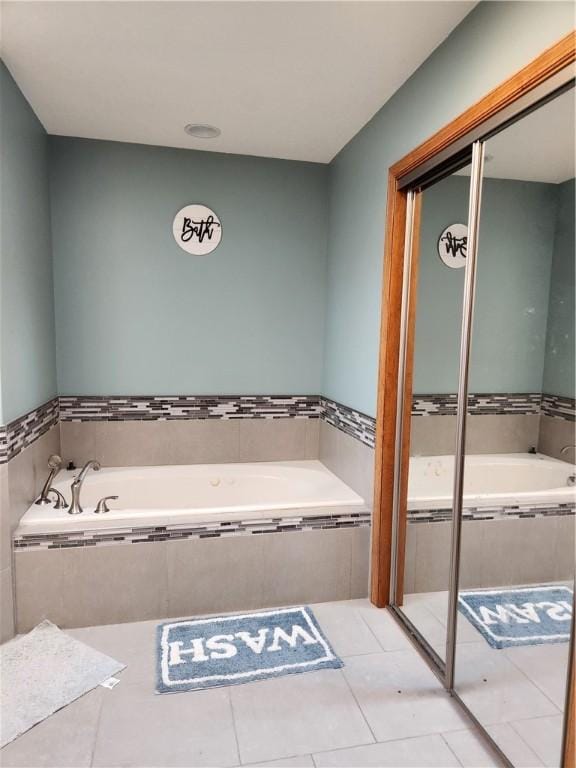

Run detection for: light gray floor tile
[[510, 715, 564, 768], [504, 642, 571, 709], [246, 756, 314, 767], [92, 682, 239, 767], [398, 599, 448, 655], [441, 728, 506, 767], [343, 651, 469, 742], [310, 601, 382, 657], [230, 669, 374, 764], [453, 643, 560, 725], [0, 688, 103, 767], [485, 723, 543, 767], [313, 734, 461, 767], [350, 603, 413, 652], [404, 591, 484, 644], [68, 618, 158, 688]]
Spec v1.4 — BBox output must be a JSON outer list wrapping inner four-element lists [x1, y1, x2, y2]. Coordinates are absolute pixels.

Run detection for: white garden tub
[[408, 452, 575, 510], [18, 460, 365, 532]]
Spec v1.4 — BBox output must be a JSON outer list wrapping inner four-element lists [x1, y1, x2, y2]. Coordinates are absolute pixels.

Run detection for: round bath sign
[[438, 223, 468, 269], [172, 204, 222, 255]]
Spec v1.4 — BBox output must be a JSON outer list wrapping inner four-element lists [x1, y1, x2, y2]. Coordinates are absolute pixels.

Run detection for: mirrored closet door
[[454, 85, 575, 768], [388, 81, 575, 767]]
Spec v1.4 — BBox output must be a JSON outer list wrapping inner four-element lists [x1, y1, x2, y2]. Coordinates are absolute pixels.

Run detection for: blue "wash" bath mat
[[458, 585, 573, 650], [156, 606, 343, 693]]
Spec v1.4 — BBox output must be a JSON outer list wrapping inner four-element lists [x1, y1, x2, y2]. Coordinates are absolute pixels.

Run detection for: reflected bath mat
[[0, 620, 125, 747], [458, 585, 573, 650], [156, 606, 343, 693]]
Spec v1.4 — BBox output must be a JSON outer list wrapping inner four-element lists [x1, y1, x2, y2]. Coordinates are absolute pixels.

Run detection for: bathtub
[[17, 460, 366, 533], [13, 453, 574, 629], [408, 452, 575, 511]]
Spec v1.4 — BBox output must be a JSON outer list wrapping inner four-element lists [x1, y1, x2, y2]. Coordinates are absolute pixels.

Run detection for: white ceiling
[[458, 87, 575, 183], [0, 1, 475, 163]]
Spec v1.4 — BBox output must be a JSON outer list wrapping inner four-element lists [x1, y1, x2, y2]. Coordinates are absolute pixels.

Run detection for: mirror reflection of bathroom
[[400, 162, 471, 660], [454, 86, 575, 767]]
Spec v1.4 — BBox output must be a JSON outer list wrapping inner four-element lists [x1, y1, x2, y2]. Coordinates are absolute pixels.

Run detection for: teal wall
[[414, 176, 558, 394], [0, 62, 57, 424], [543, 179, 575, 398], [322, 1, 575, 416], [50, 138, 328, 396], [2, 1, 574, 421]]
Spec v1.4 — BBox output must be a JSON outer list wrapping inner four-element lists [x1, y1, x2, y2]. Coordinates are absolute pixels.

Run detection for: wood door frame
[[369, 29, 575, 762]]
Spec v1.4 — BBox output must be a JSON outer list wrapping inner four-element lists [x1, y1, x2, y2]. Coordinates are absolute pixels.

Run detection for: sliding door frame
[[370, 30, 576, 768]]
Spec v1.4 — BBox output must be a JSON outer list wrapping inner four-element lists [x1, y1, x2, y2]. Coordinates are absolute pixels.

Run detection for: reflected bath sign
[[438, 223, 467, 269], [172, 204, 222, 255]]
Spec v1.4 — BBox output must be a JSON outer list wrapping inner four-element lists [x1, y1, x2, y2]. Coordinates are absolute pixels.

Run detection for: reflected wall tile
[[538, 414, 576, 461]]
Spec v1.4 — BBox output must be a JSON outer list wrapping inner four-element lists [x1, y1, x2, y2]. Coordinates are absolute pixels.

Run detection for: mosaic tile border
[[59, 395, 322, 422], [408, 501, 575, 524], [319, 392, 558, 447], [0, 398, 59, 465], [13, 510, 372, 551], [2, 390, 573, 464], [541, 394, 576, 422], [321, 397, 376, 449], [0, 426, 7, 465], [14, 499, 574, 551], [411, 393, 543, 417]]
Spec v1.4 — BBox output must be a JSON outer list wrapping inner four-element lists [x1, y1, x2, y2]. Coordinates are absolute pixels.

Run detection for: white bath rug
[[0, 620, 125, 748]]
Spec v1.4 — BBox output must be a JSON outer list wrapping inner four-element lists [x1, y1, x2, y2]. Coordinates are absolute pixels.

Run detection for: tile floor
[[400, 589, 570, 767], [0, 599, 562, 768]]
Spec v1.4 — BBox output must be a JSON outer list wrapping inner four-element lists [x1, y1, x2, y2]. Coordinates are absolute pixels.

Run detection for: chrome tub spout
[[67, 460, 101, 515]]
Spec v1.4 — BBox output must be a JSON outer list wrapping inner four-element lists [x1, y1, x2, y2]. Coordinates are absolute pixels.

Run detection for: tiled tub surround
[[59, 395, 322, 468], [406, 452, 575, 593], [3, 392, 574, 637], [0, 422, 61, 642], [0, 398, 59, 464], [410, 393, 574, 460], [14, 449, 575, 628], [13, 460, 370, 630], [1, 392, 572, 468], [404, 515, 574, 594], [14, 525, 371, 631]]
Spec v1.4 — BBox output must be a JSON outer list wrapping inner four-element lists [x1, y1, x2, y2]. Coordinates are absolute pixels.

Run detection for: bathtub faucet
[[67, 459, 101, 515]]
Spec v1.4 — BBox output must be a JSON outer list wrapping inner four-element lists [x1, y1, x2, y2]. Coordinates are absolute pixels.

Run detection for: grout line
[[338, 665, 378, 747], [309, 729, 480, 763], [227, 685, 243, 767], [438, 732, 467, 767], [348, 602, 389, 652], [89, 688, 106, 767], [502, 651, 566, 714], [353, 602, 410, 655], [508, 718, 555, 765], [243, 754, 314, 767]]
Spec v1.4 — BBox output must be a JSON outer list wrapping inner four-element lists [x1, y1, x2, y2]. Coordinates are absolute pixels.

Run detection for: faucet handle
[[47, 488, 67, 509], [94, 495, 118, 514]]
